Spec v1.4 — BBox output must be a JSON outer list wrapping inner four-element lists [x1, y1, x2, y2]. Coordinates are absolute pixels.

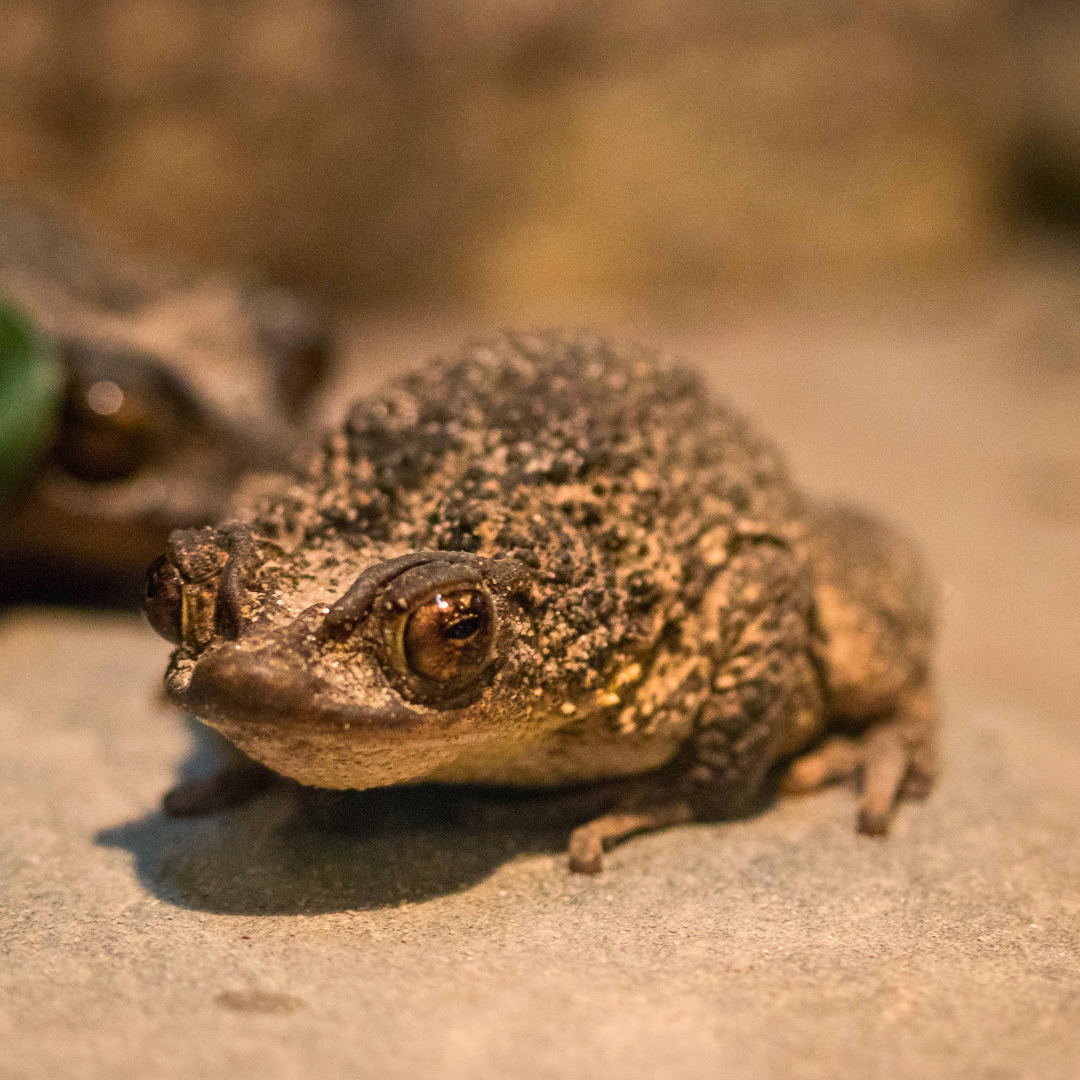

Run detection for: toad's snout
[[178, 617, 451, 791], [186, 640, 323, 728], [184, 626, 426, 739]]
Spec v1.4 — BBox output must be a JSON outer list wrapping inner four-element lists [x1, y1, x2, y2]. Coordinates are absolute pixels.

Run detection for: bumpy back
[[246, 332, 804, 689]]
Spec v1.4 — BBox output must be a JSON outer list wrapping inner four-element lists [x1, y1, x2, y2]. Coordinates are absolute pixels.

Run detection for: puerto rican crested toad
[[145, 332, 937, 872]]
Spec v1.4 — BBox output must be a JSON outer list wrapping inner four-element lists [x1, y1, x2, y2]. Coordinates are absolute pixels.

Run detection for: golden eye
[[403, 589, 493, 682]]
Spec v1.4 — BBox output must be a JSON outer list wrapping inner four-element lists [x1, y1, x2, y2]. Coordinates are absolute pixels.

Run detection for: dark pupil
[[444, 614, 482, 641]]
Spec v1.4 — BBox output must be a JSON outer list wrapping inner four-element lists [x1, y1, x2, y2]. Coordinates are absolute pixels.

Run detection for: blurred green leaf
[[0, 298, 62, 499]]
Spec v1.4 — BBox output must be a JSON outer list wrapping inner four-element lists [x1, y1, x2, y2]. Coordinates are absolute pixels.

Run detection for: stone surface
[[2, 269, 1079, 1078]]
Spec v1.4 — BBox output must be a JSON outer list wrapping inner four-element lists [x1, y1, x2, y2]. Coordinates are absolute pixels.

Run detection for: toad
[[0, 200, 330, 599], [145, 332, 937, 872]]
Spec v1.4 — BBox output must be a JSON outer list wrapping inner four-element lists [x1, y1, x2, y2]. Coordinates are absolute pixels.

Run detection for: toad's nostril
[[144, 554, 183, 644]]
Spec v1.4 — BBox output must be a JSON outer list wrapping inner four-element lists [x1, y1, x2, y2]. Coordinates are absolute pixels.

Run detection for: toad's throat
[[197, 711, 688, 791], [196, 716, 489, 789]]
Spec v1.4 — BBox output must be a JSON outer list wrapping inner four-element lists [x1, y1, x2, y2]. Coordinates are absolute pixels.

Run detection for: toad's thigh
[[807, 504, 936, 720]]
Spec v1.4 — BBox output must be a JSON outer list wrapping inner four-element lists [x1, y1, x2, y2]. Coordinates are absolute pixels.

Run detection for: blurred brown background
[[0, 0, 1068, 321]]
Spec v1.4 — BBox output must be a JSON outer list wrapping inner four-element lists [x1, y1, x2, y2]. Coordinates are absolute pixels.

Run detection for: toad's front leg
[[568, 537, 824, 873], [568, 801, 693, 874]]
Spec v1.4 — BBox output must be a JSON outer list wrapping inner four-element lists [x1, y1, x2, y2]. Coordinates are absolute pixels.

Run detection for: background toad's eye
[[403, 589, 493, 682], [53, 371, 155, 483]]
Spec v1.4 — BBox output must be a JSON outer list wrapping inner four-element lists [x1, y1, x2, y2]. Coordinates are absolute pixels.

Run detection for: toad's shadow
[[98, 719, 585, 914], [97, 779, 579, 915]]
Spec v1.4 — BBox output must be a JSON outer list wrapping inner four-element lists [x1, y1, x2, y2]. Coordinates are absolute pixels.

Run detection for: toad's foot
[[568, 801, 693, 874], [162, 762, 277, 817], [780, 687, 937, 836], [452, 775, 694, 874]]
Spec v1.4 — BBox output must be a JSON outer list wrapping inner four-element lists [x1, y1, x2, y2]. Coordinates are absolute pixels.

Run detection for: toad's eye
[[403, 589, 493, 682], [143, 553, 183, 645], [54, 372, 155, 483]]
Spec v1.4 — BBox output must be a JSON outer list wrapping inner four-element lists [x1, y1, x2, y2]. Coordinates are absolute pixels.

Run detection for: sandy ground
[[2, 261, 1079, 1079]]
